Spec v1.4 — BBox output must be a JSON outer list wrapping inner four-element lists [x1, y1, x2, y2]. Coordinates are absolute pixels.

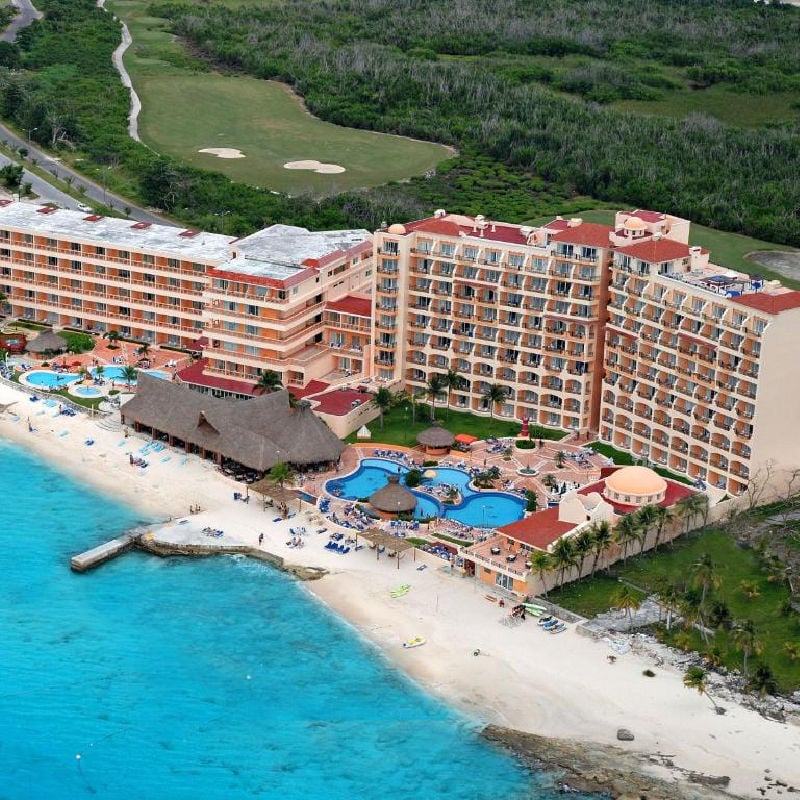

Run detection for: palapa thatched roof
[[27, 329, 68, 354], [416, 420, 455, 448], [360, 527, 416, 552], [369, 474, 417, 513], [120, 374, 345, 471]]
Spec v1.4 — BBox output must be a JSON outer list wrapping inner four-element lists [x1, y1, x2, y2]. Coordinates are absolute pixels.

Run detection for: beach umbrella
[[423, 469, 437, 479]]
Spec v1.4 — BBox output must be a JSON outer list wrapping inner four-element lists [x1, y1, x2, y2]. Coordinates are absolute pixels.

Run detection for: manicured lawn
[[345, 403, 524, 447], [549, 529, 800, 692], [529, 208, 799, 288], [108, 0, 450, 196], [586, 441, 692, 485]]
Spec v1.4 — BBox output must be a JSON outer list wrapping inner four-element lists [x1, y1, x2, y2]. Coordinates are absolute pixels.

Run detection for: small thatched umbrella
[[369, 475, 417, 517], [27, 329, 68, 355], [250, 478, 297, 513], [416, 420, 455, 454]]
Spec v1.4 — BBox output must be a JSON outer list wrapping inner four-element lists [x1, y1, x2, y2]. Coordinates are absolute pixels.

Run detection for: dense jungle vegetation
[[1, 0, 800, 244]]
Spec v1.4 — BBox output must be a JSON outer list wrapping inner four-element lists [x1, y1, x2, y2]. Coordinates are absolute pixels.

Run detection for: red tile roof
[[578, 472, 695, 514], [497, 507, 574, 551], [541, 218, 570, 232], [626, 209, 665, 223], [176, 358, 256, 395], [287, 379, 329, 399], [404, 217, 529, 246], [326, 295, 372, 317], [615, 238, 691, 262], [308, 387, 373, 416], [549, 222, 613, 248], [732, 291, 800, 315]]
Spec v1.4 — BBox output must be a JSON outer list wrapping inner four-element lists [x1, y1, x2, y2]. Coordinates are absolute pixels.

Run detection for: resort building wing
[[120, 374, 345, 471]]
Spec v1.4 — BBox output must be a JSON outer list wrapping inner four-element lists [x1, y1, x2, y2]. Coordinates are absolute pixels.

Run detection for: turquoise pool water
[[0, 440, 579, 800], [23, 369, 81, 388], [326, 458, 525, 527], [72, 385, 103, 397], [92, 367, 170, 383]]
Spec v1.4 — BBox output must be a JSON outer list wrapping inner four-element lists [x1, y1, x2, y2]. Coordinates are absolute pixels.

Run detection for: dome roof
[[604, 466, 666, 497], [387, 223, 407, 235], [416, 421, 455, 448], [369, 475, 417, 513], [625, 218, 647, 231]]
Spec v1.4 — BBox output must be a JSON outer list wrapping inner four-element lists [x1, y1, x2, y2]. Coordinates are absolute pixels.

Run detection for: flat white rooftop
[[0, 201, 235, 262], [218, 224, 371, 280]]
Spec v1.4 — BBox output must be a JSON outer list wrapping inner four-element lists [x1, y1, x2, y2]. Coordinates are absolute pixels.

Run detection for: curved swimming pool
[[326, 458, 525, 527], [21, 370, 81, 388], [92, 367, 171, 383]]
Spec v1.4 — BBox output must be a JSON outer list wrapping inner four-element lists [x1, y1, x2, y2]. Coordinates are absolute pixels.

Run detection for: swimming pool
[[72, 385, 103, 398], [22, 369, 81, 388], [326, 458, 525, 527], [92, 367, 171, 383]]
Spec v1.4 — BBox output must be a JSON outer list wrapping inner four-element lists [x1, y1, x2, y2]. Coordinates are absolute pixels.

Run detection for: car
[[77, 203, 92, 213]]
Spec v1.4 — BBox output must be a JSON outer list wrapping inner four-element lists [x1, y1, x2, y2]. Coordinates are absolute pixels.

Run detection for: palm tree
[[255, 369, 283, 394], [651, 505, 670, 551], [103, 329, 122, 348], [268, 462, 293, 488], [555, 450, 566, 469], [657, 581, 681, 631], [612, 583, 642, 625], [679, 588, 706, 643], [683, 666, 723, 713], [425, 373, 445, 421], [677, 493, 709, 536], [748, 664, 777, 698], [572, 528, 595, 578], [372, 386, 394, 429], [691, 553, 721, 611], [443, 367, 462, 418], [551, 536, 578, 587], [482, 383, 509, 421], [589, 520, 612, 576], [529, 550, 553, 597], [94, 364, 105, 379], [613, 513, 640, 565], [137, 342, 151, 358], [121, 365, 137, 387], [635, 503, 660, 554], [732, 620, 762, 677]]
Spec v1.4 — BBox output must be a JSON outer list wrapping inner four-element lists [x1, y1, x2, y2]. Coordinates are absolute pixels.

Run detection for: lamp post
[[24, 127, 37, 146], [214, 209, 231, 235]]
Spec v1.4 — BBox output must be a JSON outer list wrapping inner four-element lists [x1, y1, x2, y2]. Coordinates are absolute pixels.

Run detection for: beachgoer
[[124, 427, 129, 438], [258, 533, 264, 545]]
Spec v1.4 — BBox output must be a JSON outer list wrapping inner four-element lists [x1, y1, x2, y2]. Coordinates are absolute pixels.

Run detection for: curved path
[[97, 0, 142, 143], [0, 0, 42, 43]]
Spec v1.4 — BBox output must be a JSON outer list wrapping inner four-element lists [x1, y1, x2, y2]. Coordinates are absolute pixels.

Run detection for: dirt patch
[[748, 250, 800, 282]]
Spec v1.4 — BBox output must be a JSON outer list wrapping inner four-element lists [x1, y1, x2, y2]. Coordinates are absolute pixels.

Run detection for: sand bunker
[[284, 159, 346, 174], [199, 148, 246, 159]]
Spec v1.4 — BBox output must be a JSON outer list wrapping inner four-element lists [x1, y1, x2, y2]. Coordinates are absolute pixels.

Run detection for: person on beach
[[258, 533, 264, 545]]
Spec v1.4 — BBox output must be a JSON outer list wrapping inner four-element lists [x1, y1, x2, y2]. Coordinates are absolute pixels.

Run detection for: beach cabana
[[359, 527, 416, 568], [26, 329, 68, 355], [368, 475, 417, 518], [250, 479, 299, 512], [454, 433, 478, 448], [416, 421, 455, 455]]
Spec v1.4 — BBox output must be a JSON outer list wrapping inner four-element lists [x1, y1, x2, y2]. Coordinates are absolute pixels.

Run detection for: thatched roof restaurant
[[416, 420, 455, 454], [121, 374, 345, 471], [369, 475, 417, 516], [26, 329, 68, 354]]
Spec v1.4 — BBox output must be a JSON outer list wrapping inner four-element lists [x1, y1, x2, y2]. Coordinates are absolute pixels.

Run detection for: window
[[167, 258, 179, 269], [246, 304, 258, 316], [141, 254, 154, 265], [95, 247, 105, 256]]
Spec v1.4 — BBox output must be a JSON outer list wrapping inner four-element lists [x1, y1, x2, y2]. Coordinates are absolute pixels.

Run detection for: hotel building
[[371, 212, 615, 431], [0, 202, 373, 395], [2, 200, 800, 497]]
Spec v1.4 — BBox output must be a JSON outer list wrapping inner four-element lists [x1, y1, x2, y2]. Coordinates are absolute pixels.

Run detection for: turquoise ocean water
[[0, 439, 586, 799]]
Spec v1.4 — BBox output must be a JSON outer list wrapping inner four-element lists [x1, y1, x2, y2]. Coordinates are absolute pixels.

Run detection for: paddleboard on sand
[[390, 584, 410, 598]]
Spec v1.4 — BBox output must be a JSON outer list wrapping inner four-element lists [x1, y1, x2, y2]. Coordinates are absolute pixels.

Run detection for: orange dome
[[387, 223, 407, 235], [604, 466, 666, 504], [625, 218, 647, 231]]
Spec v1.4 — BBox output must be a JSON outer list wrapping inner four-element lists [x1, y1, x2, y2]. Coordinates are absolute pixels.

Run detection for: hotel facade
[[1, 200, 799, 497]]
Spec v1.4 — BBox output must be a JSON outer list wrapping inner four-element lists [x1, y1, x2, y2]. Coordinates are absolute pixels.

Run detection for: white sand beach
[[2, 380, 799, 798]]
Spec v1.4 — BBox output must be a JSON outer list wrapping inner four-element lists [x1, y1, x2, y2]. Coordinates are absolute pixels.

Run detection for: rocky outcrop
[[482, 725, 735, 800], [134, 537, 327, 581]]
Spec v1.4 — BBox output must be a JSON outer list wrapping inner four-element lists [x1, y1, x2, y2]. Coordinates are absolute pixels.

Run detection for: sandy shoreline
[[2, 381, 799, 798]]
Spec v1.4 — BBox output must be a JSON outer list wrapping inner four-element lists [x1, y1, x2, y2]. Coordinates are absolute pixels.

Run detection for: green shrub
[[61, 331, 95, 354], [404, 468, 423, 487], [422, 460, 439, 467], [516, 439, 536, 449]]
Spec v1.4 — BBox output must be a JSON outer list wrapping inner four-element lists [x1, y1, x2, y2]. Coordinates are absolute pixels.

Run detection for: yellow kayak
[[402, 636, 426, 649]]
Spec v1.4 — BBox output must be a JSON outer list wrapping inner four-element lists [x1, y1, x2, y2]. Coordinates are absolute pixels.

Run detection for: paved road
[[0, 121, 173, 225], [0, 151, 83, 209], [0, 1, 174, 226], [0, 0, 41, 43]]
